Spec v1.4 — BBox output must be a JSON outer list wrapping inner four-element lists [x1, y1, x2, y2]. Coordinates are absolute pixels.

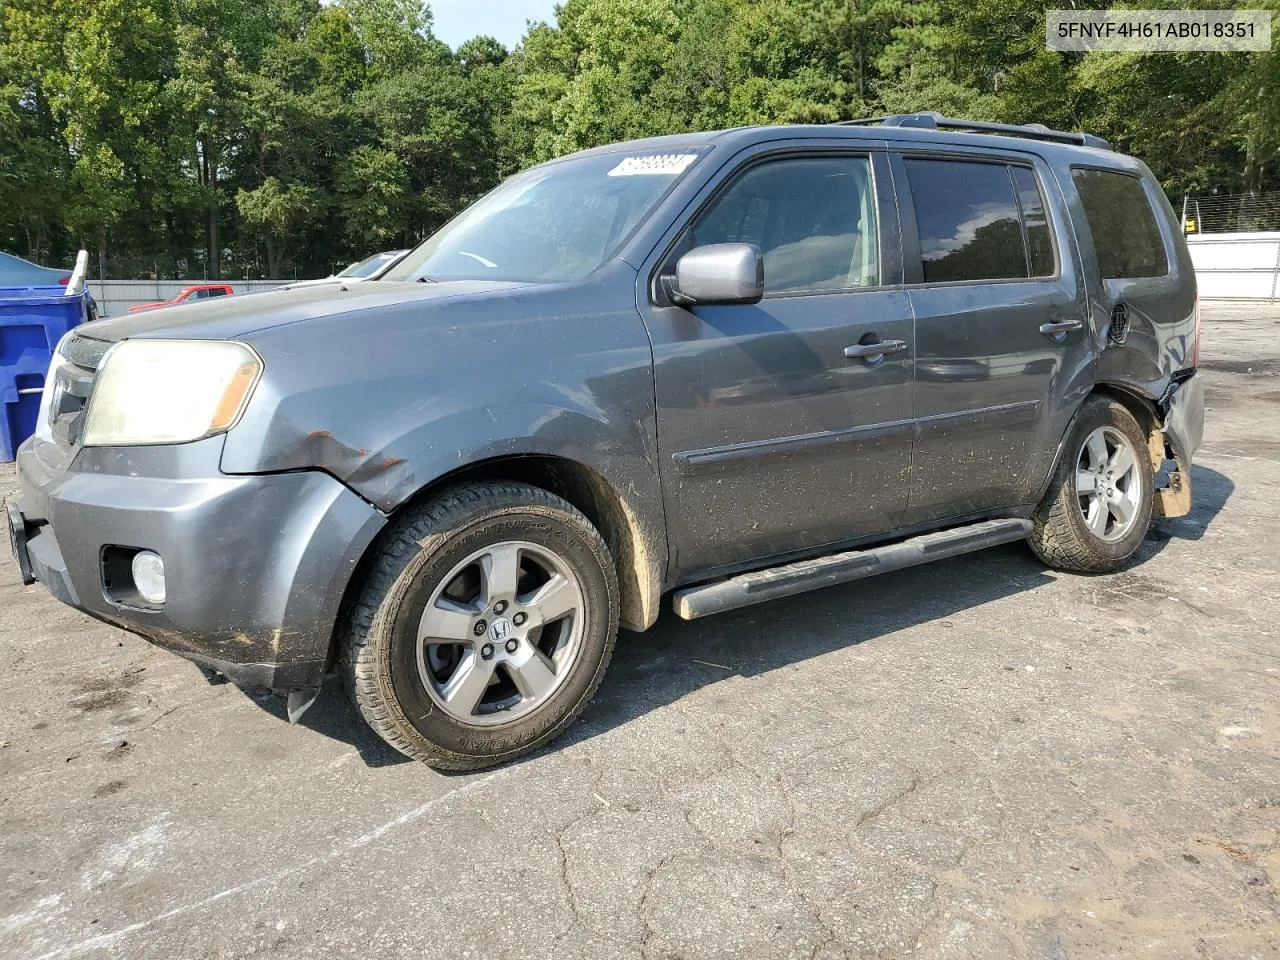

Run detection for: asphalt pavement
[[1, 302, 1277, 959]]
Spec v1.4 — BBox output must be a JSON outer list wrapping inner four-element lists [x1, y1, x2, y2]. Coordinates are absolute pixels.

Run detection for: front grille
[[47, 333, 109, 446], [62, 333, 111, 370]]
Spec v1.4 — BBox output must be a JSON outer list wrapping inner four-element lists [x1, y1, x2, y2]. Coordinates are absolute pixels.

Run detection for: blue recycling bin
[[1, 285, 91, 461]]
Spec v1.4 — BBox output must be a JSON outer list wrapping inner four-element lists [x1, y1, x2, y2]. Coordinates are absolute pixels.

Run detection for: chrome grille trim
[[47, 334, 110, 446], [61, 333, 111, 371]]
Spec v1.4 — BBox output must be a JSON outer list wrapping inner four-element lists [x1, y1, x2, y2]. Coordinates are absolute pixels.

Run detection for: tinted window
[[1012, 167, 1054, 277], [905, 159, 1027, 283], [690, 156, 879, 294], [1072, 168, 1168, 279], [207, 288, 227, 298]]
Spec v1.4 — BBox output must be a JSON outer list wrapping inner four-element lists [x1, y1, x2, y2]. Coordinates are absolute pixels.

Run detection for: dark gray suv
[[7, 114, 1204, 769]]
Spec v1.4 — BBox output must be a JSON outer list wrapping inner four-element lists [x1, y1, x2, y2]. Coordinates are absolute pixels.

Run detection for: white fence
[[88, 280, 290, 317], [1186, 231, 1280, 300]]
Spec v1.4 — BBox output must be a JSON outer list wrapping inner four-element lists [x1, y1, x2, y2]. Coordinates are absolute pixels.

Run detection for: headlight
[[83, 339, 262, 447]]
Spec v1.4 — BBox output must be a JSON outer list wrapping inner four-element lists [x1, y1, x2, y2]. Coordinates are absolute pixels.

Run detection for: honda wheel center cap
[[488, 617, 513, 644]]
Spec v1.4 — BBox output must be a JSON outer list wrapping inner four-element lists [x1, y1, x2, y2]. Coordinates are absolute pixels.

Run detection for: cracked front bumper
[[10, 435, 386, 690]]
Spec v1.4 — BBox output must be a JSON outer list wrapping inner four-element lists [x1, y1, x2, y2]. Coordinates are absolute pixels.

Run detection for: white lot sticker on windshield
[[607, 154, 698, 177]]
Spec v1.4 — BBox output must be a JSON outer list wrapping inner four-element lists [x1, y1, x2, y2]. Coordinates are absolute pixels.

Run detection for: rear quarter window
[[1071, 168, 1169, 279]]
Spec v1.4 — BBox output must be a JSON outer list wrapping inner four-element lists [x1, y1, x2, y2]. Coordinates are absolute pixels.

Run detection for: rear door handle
[[844, 339, 907, 360], [1038, 319, 1083, 337]]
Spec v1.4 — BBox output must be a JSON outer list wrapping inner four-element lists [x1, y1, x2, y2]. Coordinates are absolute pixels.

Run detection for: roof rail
[[836, 112, 1110, 150]]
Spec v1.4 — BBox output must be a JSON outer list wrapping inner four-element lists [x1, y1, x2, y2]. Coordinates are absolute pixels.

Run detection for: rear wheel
[[1029, 396, 1153, 574], [341, 482, 619, 769]]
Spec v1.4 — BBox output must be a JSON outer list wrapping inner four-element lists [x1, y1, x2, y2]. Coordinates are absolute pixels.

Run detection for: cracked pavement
[[2, 302, 1279, 959]]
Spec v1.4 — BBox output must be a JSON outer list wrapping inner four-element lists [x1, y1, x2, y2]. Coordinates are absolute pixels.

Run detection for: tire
[[1029, 396, 1153, 574], [341, 481, 619, 770]]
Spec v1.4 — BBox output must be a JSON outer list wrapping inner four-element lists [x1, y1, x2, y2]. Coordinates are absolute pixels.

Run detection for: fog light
[[131, 551, 166, 605]]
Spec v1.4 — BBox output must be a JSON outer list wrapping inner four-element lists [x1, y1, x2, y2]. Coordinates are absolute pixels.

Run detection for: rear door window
[[1071, 168, 1169, 279], [903, 158, 1029, 283]]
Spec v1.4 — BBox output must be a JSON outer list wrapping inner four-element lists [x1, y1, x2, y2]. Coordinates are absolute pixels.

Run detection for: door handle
[[1038, 319, 1083, 337], [844, 339, 907, 360]]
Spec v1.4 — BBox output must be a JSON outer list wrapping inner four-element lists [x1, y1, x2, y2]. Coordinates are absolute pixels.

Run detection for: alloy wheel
[[1074, 425, 1143, 543], [416, 540, 586, 725]]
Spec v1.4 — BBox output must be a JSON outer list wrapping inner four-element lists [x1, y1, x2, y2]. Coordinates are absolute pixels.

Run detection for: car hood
[[78, 280, 531, 343]]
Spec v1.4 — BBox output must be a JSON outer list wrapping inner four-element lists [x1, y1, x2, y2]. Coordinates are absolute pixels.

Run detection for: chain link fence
[[1180, 192, 1280, 299], [1180, 192, 1280, 235]]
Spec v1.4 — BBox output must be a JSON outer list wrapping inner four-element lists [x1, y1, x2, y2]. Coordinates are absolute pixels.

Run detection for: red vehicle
[[128, 283, 234, 312]]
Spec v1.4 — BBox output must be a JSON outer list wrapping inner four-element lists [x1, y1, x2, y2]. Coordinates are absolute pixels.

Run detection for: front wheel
[[341, 482, 619, 769], [1029, 396, 1154, 574]]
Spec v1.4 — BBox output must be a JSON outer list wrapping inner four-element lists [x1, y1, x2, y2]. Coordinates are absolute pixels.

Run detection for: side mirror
[[670, 243, 764, 306]]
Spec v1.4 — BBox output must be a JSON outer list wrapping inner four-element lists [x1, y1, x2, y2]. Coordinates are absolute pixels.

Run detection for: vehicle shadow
[[252, 678, 416, 767], [281, 463, 1233, 768], [571, 545, 1058, 756], [1144, 464, 1233, 544]]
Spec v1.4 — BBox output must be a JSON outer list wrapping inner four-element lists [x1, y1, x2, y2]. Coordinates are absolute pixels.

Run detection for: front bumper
[[9, 436, 386, 690]]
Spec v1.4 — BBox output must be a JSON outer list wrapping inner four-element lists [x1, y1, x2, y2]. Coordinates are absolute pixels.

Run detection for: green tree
[[343, 0, 432, 74], [235, 176, 317, 277], [2, 0, 1279, 280], [171, 0, 276, 278]]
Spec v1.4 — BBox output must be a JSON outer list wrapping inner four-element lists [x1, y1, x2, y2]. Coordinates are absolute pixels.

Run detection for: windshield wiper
[[415, 275, 438, 283]]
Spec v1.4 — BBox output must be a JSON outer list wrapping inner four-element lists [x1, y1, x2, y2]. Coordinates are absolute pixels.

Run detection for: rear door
[[892, 150, 1093, 525], [639, 147, 915, 576]]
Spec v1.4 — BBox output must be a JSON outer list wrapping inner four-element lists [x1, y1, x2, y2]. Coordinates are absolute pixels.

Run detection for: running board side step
[[672, 518, 1033, 620]]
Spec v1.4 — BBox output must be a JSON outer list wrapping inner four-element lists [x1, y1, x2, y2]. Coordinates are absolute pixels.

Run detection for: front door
[[640, 151, 915, 576]]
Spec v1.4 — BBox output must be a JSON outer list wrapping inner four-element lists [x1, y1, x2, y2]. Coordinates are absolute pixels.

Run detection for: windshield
[[382, 151, 705, 284], [340, 250, 405, 278]]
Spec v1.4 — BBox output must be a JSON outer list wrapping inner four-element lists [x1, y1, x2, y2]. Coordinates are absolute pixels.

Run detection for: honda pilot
[[7, 114, 1204, 769]]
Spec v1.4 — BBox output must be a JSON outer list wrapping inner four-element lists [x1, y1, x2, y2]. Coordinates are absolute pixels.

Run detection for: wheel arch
[[326, 453, 664, 671], [1092, 381, 1159, 434], [1033, 381, 1161, 507]]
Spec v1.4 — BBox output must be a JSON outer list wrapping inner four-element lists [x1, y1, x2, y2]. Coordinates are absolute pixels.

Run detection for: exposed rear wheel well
[[1092, 383, 1158, 435], [328, 456, 660, 670], [1033, 383, 1164, 511], [1090, 382, 1192, 517], [1092, 381, 1183, 463]]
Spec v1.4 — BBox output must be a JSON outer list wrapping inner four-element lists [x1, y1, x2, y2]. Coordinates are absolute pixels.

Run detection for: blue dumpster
[[1, 285, 91, 461]]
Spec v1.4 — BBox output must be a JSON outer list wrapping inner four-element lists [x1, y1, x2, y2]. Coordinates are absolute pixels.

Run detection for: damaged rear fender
[[1036, 377, 1201, 518]]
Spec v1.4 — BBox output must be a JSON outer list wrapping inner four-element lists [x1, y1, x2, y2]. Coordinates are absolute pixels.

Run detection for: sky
[[429, 0, 561, 50]]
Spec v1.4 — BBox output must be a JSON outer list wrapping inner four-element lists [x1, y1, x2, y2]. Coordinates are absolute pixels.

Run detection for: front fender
[[224, 393, 668, 631], [218, 266, 667, 613], [230, 398, 658, 518]]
